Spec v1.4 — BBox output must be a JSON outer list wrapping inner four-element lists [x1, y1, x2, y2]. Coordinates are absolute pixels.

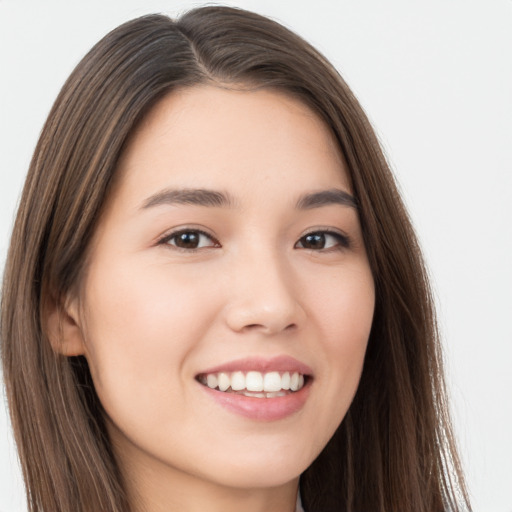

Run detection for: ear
[[45, 292, 87, 357]]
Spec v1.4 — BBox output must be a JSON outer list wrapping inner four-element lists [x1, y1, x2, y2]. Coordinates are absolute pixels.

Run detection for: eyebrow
[[141, 188, 236, 209], [141, 187, 357, 211], [295, 188, 357, 210]]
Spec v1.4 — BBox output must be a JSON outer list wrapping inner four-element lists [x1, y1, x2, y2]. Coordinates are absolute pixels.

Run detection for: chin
[[197, 450, 312, 489], [210, 468, 302, 490]]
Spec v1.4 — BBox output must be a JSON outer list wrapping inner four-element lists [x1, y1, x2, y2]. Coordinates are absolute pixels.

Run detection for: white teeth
[[290, 372, 300, 391], [231, 371, 245, 391], [200, 370, 306, 395], [206, 374, 218, 389], [218, 372, 230, 392], [281, 372, 291, 390], [244, 391, 265, 398], [263, 371, 282, 392], [266, 391, 287, 398], [246, 371, 264, 392]]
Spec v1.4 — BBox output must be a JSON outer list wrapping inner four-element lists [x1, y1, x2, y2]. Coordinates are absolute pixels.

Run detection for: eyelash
[[158, 228, 351, 252]]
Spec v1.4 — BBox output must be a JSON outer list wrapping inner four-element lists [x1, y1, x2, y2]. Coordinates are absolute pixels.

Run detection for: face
[[71, 86, 374, 493]]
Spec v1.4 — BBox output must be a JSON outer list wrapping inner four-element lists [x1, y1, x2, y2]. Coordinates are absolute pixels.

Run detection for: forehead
[[114, 85, 351, 208]]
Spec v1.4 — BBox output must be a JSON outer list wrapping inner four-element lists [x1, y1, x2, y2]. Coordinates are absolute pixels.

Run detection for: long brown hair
[[1, 6, 470, 511]]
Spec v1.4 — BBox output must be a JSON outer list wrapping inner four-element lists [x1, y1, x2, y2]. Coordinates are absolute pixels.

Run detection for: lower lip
[[199, 381, 311, 421]]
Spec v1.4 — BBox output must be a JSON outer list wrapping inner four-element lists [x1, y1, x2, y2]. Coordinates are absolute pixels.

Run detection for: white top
[[295, 491, 305, 512]]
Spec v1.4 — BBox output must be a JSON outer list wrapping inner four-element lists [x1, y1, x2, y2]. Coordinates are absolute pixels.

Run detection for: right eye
[[160, 229, 219, 250]]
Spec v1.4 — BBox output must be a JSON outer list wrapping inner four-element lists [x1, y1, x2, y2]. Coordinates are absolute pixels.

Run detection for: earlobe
[[45, 294, 87, 357]]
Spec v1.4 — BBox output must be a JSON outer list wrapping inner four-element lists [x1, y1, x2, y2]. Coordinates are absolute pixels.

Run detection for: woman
[[1, 6, 470, 512]]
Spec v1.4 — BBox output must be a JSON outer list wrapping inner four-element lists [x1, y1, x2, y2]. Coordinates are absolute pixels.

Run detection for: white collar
[[295, 491, 304, 512]]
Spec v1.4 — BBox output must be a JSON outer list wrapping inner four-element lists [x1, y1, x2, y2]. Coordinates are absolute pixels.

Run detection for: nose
[[224, 251, 305, 335]]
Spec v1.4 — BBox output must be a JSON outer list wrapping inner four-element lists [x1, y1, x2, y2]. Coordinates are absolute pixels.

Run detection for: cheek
[[308, 261, 374, 347], [304, 262, 374, 432], [79, 259, 219, 413]]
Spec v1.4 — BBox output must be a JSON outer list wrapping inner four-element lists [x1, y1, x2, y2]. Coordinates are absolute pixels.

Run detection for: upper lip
[[197, 355, 313, 377]]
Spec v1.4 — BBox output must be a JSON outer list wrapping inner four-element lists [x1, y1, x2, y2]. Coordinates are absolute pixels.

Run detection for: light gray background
[[1, 1, 511, 511]]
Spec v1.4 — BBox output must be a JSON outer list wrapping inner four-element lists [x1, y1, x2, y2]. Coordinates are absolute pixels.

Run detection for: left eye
[[295, 231, 348, 250], [163, 230, 218, 250]]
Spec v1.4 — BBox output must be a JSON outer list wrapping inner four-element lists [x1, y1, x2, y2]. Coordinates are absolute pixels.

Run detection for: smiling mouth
[[196, 371, 308, 398]]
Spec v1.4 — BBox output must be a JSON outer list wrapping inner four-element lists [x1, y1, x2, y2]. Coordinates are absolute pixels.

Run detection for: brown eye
[[301, 233, 326, 249], [165, 230, 217, 250], [295, 231, 349, 250]]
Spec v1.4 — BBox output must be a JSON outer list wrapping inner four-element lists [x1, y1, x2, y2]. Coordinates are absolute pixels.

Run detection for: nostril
[[241, 322, 297, 334]]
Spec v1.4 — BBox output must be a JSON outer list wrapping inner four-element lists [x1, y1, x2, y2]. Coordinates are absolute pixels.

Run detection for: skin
[[55, 86, 375, 512]]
